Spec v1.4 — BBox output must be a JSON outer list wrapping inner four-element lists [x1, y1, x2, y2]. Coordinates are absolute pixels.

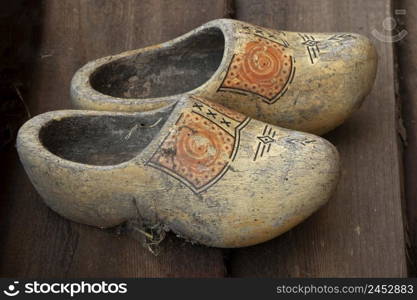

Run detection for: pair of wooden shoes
[[17, 19, 377, 248]]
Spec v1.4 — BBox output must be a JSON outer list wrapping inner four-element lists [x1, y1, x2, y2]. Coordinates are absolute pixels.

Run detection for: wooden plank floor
[[397, 0, 417, 277], [230, 0, 407, 277], [0, 0, 231, 278], [0, 0, 413, 277]]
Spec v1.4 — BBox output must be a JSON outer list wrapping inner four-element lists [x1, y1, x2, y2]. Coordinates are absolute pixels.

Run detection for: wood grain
[[396, 0, 417, 276], [0, 0, 39, 151], [230, 0, 407, 277], [0, 0, 231, 277]]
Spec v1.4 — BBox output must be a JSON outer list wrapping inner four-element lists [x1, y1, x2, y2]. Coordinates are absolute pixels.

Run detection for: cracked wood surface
[[397, 0, 417, 277]]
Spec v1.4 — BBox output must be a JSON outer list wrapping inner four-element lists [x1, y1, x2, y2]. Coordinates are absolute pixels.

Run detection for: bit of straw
[[14, 85, 31, 119], [132, 227, 154, 240], [147, 118, 162, 128], [124, 124, 138, 140]]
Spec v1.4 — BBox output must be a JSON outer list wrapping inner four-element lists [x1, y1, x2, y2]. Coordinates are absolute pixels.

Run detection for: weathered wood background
[[0, 0, 414, 277]]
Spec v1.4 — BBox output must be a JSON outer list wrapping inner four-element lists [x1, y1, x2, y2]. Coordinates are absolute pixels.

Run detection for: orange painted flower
[[221, 37, 293, 102], [240, 41, 284, 86], [151, 111, 234, 189]]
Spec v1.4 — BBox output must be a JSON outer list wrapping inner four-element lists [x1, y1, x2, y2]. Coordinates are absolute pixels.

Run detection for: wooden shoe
[[17, 96, 339, 248], [71, 19, 377, 135]]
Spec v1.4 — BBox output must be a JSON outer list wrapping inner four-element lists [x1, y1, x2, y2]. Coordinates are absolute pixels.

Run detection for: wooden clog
[[71, 19, 377, 135], [17, 96, 339, 248]]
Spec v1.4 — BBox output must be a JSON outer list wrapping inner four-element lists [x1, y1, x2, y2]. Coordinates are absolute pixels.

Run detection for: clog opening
[[39, 109, 173, 166], [89, 27, 224, 98]]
